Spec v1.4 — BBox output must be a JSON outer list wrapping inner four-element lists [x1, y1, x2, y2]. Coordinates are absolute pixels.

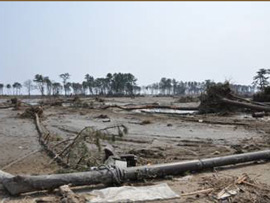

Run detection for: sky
[[1, 2, 270, 87]]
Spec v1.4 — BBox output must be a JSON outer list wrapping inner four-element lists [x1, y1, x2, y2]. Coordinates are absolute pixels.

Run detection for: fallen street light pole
[[1, 150, 270, 195]]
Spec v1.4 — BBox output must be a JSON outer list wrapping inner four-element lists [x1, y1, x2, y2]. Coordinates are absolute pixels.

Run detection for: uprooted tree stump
[[10, 97, 22, 110], [199, 82, 270, 113], [199, 82, 237, 113]]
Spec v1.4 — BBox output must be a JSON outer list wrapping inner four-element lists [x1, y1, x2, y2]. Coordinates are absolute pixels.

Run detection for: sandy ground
[[0, 96, 270, 202]]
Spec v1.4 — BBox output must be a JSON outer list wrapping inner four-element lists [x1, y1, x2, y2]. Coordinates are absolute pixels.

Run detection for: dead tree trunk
[[35, 113, 69, 168], [0, 170, 13, 182], [0, 106, 13, 109], [221, 98, 270, 112], [228, 93, 269, 107]]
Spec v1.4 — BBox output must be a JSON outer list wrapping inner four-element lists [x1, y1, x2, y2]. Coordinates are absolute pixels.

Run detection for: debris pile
[[199, 82, 236, 113], [177, 96, 199, 103], [94, 114, 109, 119], [140, 119, 152, 125], [10, 97, 22, 110], [20, 106, 43, 118], [49, 99, 64, 106], [45, 125, 128, 170], [71, 97, 94, 108], [199, 82, 270, 113], [95, 97, 105, 102], [200, 173, 270, 202]]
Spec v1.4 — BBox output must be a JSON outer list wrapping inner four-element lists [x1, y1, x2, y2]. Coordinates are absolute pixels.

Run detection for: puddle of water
[[62, 103, 71, 107], [133, 108, 197, 115], [26, 102, 39, 105]]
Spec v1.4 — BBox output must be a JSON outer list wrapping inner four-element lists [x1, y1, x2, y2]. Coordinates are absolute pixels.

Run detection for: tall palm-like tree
[[12, 82, 22, 95], [64, 82, 72, 96], [0, 83, 4, 95], [6, 84, 11, 95], [85, 74, 94, 95], [44, 77, 52, 96], [253, 68, 270, 90], [33, 74, 45, 96], [106, 73, 113, 95], [60, 73, 70, 96], [82, 81, 88, 95], [24, 80, 35, 97], [52, 82, 62, 96], [71, 83, 82, 95]]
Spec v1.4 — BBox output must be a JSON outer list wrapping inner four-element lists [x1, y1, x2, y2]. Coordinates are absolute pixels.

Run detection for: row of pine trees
[[0, 72, 256, 96]]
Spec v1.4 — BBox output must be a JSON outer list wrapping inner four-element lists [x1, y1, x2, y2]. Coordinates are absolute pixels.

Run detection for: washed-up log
[[228, 93, 269, 107], [221, 98, 270, 112], [0, 105, 14, 109], [252, 112, 266, 118], [101, 104, 198, 111], [1, 150, 270, 195], [0, 170, 13, 182], [0, 170, 13, 191]]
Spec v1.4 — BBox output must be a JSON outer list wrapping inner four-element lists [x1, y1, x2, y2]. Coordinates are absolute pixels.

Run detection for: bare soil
[[0, 96, 270, 202]]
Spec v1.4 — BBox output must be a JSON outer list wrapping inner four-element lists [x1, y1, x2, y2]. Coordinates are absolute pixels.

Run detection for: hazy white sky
[[1, 2, 270, 86]]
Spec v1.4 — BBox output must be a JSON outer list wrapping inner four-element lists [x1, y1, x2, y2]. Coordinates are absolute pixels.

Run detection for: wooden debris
[[59, 185, 85, 203], [181, 188, 213, 196], [252, 111, 266, 118], [94, 114, 109, 119], [21, 106, 44, 119], [221, 98, 270, 112], [201, 173, 270, 202]]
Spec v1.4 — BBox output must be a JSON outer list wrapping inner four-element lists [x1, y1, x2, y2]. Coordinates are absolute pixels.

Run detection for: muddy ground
[[0, 96, 270, 202]]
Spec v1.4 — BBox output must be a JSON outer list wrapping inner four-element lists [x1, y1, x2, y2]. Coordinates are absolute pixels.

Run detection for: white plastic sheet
[[86, 183, 179, 202]]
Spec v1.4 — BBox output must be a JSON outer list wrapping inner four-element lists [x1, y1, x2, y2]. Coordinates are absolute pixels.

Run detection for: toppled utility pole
[[1, 150, 270, 196]]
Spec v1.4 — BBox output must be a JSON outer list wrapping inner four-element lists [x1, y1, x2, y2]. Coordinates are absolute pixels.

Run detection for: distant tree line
[[0, 73, 139, 97], [0, 72, 258, 97], [143, 78, 255, 96]]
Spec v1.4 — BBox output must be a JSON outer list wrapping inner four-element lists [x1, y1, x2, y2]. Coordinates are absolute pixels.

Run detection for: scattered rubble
[[199, 82, 270, 113], [201, 173, 270, 202], [1, 96, 270, 202]]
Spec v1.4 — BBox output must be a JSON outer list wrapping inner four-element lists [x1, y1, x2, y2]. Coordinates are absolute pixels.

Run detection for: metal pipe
[[2, 150, 270, 195], [125, 150, 270, 180]]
